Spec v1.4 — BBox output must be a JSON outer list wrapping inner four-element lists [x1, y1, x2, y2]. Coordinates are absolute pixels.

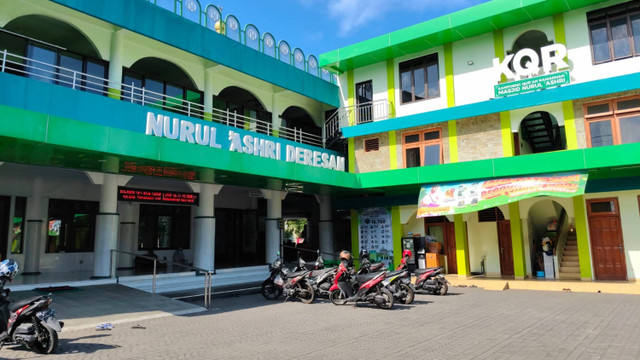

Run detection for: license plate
[[274, 275, 284, 286]]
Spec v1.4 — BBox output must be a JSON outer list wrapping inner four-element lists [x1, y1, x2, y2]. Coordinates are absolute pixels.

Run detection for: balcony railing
[[0, 49, 323, 148], [146, 0, 337, 84], [324, 99, 392, 141]]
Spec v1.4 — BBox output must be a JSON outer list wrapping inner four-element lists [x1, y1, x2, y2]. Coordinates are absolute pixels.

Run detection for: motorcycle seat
[[355, 271, 383, 285], [285, 270, 308, 278], [9, 297, 37, 313], [309, 268, 334, 278], [414, 267, 440, 276], [385, 270, 406, 278]]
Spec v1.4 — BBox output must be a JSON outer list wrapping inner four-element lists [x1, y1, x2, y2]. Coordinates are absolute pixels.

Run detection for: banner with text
[[417, 173, 588, 218]]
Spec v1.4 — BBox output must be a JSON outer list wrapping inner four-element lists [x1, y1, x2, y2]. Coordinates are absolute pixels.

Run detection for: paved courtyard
[[2, 286, 639, 359]]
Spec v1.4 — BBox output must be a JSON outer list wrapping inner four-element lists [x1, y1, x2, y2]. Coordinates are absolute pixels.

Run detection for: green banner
[[495, 71, 570, 97], [417, 173, 588, 218]]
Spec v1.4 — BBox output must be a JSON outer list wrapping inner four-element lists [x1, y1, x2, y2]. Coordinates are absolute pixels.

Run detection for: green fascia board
[[320, 0, 609, 72], [0, 104, 359, 190], [342, 71, 640, 138], [49, 0, 339, 107]]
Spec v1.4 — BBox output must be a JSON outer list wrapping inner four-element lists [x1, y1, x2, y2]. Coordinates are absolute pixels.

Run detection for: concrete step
[[558, 272, 581, 280], [560, 266, 580, 273], [562, 261, 580, 267], [118, 265, 270, 294], [563, 255, 579, 262], [564, 250, 579, 256], [565, 245, 578, 251]]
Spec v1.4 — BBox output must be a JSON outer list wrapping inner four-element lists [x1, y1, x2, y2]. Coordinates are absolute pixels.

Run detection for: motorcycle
[[412, 267, 450, 296], [358, 251, 414, 304], [0, 280, 64, 354], [329, 259, 393, 309], [307, 251, 337, 298], [261, 252, 315, 304]]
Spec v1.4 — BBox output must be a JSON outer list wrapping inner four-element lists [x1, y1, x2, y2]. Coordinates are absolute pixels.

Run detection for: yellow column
[[347, 69, 355, 126], [563, 101, 578, 150], [391, 206, 402, 269], [573, 196, 593, 280], [454, 214, 470, 276], [501, 111, 514, 157], [444, 43, 458, 163], [387, 59, 398, 170], [509, 202, 526, 279], [350, 209, 360, 268]]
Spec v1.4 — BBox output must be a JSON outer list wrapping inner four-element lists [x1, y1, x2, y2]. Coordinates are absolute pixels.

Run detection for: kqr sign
[[493, 43, 569, 80]]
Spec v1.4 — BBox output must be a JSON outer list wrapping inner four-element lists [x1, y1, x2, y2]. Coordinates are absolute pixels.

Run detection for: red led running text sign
[[118, 187, 199, 205]]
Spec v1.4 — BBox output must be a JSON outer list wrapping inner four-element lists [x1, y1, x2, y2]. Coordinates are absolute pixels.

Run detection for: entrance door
[[426, 222, 457, 274], [497, 220, 514, 276], [0, 196, 9, 260], [355, 80, 372, 123], [587, 198, 627, 280]]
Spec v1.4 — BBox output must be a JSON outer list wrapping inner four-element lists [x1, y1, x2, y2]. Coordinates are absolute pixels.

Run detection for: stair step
[[559, 272, 581, 280], [565, 245, 578, 251], [560, 266, 580, 273], [563, 256, 579, 262], [562, 261, 579, 267], [564, 250, 578, 256]]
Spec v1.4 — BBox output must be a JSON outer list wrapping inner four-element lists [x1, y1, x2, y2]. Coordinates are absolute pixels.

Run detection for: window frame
[[585, 95, 640, 147], [399, 53, 440, 104], [587, 2, 640, 64], [401, 128, 443, 168]]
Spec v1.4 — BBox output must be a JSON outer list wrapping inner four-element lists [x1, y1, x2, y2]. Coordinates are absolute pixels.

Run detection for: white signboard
[[358, 208, 393, 267]]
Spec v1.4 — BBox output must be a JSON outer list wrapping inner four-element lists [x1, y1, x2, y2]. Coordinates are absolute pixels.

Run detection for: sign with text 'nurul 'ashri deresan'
[[495, 71, 570, 97]]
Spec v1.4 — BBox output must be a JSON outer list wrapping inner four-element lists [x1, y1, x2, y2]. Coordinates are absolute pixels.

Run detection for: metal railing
[[110, 249, 213, 309], [0, 49, 324, 148], [145, 0, 337, 84], [324, 99, 392, 141]]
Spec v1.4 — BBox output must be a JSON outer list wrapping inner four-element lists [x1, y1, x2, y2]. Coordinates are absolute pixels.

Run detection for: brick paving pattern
[[2, 287, 639, 359]]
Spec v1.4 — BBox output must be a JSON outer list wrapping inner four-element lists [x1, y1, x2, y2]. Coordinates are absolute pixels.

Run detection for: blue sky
[[207, 0, 491, 58]]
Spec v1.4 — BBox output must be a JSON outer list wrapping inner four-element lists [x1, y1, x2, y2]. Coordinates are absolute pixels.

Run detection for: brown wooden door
[[445, 222, 458, 274], [587, 198, 627, 280], [497, 220, 514, 276]]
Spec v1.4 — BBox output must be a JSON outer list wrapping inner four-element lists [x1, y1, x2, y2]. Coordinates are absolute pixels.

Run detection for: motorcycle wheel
[[298, 282, 315, 304], [376, 288, 394, 310], [34, 323, 58, 354], [438, 281, 448, 296], [399, 283, 415, 304], [261, 279, 282, 300], [329, 289, 346, 305]]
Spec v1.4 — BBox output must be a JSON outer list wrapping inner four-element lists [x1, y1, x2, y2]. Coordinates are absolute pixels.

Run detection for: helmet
[[0, 259, 19, 281], [359, 249, 369, 260], [339, 250, 351, 261], [402, 249, 412, 258]]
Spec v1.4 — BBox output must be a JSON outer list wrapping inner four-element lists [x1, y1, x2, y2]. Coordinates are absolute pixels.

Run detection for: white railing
[[0, 49, 324, 148], [324, 99, 392, 141]]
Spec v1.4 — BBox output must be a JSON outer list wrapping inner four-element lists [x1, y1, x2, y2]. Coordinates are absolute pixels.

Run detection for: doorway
[[355, 80, 373, 123], [497, 220, 514, 276], [587, 198, 627, 280], [0, 196, 9, 260], [425, 219, 457, 274]]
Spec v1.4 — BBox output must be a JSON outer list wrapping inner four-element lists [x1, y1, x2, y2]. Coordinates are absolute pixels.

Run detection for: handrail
[[110, 249, 213, 309], [324, 99, 392, 140], [0, 49, 324, 147]]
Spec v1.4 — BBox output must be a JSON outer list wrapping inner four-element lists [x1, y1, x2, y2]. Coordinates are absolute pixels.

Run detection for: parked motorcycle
[[329, 251, 393, 309], [0, 259, 63, 354], [261, 252, 315, 304], [307, 251, 337, 298], [412, 267, 450, 296], [358, 249, 413, 304]]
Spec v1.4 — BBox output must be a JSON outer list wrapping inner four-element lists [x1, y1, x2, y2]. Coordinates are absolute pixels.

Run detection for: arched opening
[[213, 86, 271, 125], [527, 200, 573, 280], [281, 106, 320, 142], [1, 15, 107, 94], [122, 57, 203, 117], [517, 111, 566, 154], [507, 30, 553, 76]]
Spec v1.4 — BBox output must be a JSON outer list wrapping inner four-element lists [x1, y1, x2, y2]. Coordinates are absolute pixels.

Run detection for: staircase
[[520, 111, 560, 153], [558, 234, 581, 280]]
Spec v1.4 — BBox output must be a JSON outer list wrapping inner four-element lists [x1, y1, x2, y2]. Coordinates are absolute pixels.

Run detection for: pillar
[[107, 30, 125, 99], [262, 190, 287, 264], [454, 214, 470, 276], [193, 182, 222, 271], [271, 94, 281, 137], [23, 177, 44, 274], [93, 172, 119, 278], [350, 209, 359, 267], [509, 202, 527, 279], [117, 202, 137, 268], [573, 195, 593, 280], [204, 69, 214, 121], [316, 195, 334, 260]]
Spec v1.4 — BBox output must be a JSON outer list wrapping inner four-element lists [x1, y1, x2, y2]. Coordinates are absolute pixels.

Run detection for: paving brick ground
[[2, 287, 640, 359]]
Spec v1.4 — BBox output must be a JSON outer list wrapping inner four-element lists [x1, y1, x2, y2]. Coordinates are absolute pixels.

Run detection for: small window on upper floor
[[584, 95, 640, 147], [399, 54, 439, 104], [402, 128, 442, 168], [587, 1, 640, 64]]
